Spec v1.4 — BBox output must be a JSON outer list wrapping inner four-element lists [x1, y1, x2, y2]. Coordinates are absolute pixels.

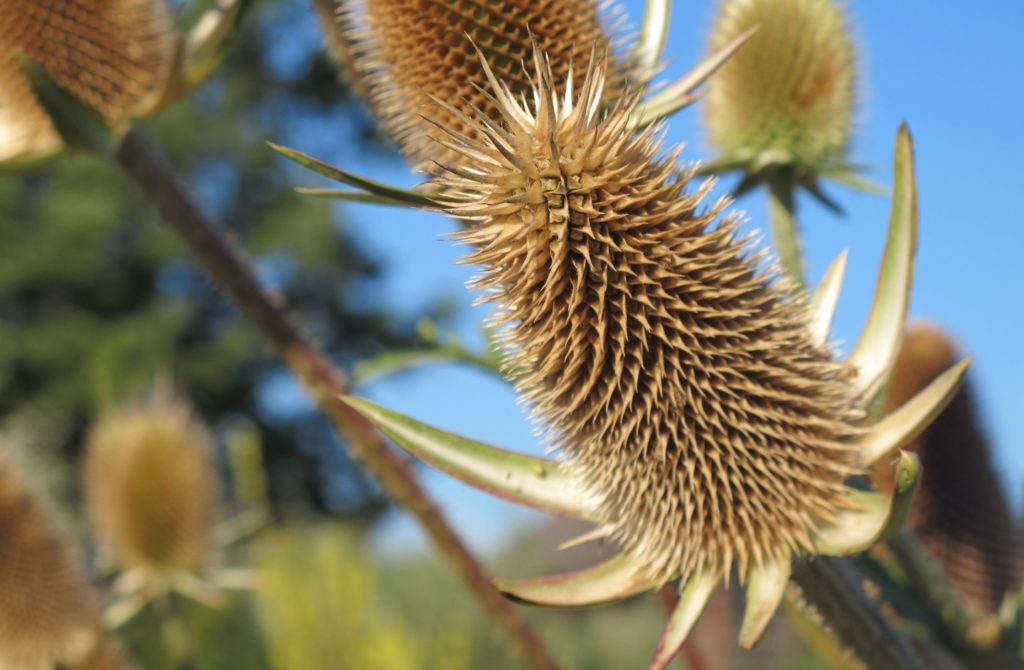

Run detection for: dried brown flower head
[[318, 0, 628, 169], [84, 388, 218, 577], [343, 46, 965, 668], [0, 0, 174, 163], [0, 443, 100, 670], [882, 323, 1019, 614], [705, 0, 856, 171], [439, 49, 863, 585]]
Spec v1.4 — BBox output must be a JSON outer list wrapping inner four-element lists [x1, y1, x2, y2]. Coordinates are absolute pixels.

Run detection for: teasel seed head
[[880, 323, 1019, 614], [0, 0, 175, 164], [0, 442, 101, 670], [84, 388, 218, 578], [318, 0, 629, 170], [343, 42, 966, 669], [436, 47, 864, 585], [704, 0, 856, 175]]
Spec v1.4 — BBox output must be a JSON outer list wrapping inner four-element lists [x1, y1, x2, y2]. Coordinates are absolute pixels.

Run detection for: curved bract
[[341, 46, 967, 670]]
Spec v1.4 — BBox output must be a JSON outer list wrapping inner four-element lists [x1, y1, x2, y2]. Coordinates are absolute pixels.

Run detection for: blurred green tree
[[0, 0, 415, 519]]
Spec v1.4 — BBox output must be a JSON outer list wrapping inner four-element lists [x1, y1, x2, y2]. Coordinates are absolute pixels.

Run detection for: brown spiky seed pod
[[437, 52, 864, 583], [881, 323, 1018, 613], [0, 444, 100, 669], [325, 0, 628, 169], [84, 389, 218, 575], [705, 0, 856, 169], [0, 0, 174, 161]]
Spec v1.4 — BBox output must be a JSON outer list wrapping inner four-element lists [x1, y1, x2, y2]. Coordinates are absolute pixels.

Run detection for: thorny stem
[[791, 557, 931, 670], [766, 176, 807, 289], [113, 128, 561, 670]]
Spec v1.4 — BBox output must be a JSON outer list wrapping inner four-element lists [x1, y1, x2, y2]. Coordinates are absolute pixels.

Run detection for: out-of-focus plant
[[702, 0, 867, 286], [864, 323, 1022, 660], [0, 0, 244, 165], [4, 0, 560, 664], [0, 439, 126, 669], [253, 523, 470, 670], [83, 387, 254, 640]]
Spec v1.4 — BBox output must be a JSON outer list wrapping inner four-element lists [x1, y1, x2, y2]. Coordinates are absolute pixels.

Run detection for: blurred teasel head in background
[[314, 0, 631, 169], [0, 0, 175, 164], [879, 322, 1020, 615], [704, 0, 857, 179], [84, 386, 218, 580], [0, 441, 103, 669]]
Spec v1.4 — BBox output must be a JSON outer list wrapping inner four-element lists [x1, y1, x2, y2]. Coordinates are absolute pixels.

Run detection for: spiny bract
[[84, 389, 218, 576], [882, 323, 1019, 616], [320, 0, 628, 169], [437, 50, 863, 585], [0, 443, 101, 670], [705, 0, 856, 170], [0, 0, 173, 163]]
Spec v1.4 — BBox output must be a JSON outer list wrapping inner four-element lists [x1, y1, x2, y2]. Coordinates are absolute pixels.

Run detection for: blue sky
[[286, 1, 1024, 553]]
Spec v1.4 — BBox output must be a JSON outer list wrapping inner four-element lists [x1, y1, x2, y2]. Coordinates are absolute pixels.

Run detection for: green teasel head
[[704, 0, 857, 179]]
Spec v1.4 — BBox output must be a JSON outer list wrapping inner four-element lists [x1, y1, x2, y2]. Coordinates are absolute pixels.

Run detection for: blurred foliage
[[254, 523, 471, 670], [0, 0, 419, 518]]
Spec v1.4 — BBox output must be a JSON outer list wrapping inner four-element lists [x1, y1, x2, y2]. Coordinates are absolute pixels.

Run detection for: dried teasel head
[[880, 322, 1019, 614], [704, 0, 856, 176], [443, 48, 864, 586], [84, 388, 218, 580], [316, 0, 630, 170], [0, 441, 101, 669], [343, 46, 968, 668], [0, 0, 176, 164]]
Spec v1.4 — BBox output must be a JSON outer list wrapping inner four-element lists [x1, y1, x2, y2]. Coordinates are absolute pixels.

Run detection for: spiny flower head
[[0, 0, 175, 164], [0, 442, 101, 669], [84, 388, 218, 577], [441, 49, 864, 584], [318, 0, 629, 170], [705, 0, 856, 173], [346, 46, 966, 668], [882, 323, 1019, 616]]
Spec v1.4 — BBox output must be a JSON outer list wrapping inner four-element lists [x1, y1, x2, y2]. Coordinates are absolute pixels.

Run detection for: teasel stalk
[[0, 440, 103, 670], [702, 0, 862, 286], [337, 46, 968, 669], [300, 0, 753, 206], [0, 0, 245, 166], [878, 323, 1020, 646], [19, 35, 560, 670]]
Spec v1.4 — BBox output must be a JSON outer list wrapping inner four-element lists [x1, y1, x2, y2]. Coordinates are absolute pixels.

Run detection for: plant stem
[[766, 177, 807, 289], [114, 128, 561, 670], [791, 557, 931, 670], [156, 593, 197, 670]]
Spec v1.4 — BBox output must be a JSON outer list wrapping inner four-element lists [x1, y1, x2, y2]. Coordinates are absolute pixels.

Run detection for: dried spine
[[435, 50, 864, 584], [0, 0, 174, 161], [324, 0, 629, 169]]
